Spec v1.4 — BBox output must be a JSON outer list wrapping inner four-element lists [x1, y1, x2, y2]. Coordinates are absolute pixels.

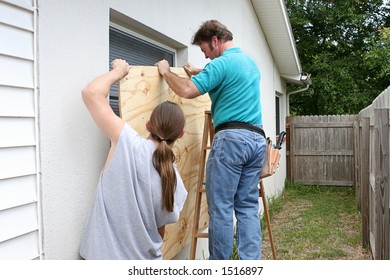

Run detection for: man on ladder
[[156, 20, 266, 260]]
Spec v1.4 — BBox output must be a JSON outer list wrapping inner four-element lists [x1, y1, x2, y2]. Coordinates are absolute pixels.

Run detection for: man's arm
[[156, 59, 201, 99]]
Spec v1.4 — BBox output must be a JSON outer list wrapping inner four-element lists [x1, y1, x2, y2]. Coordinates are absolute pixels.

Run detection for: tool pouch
[[260, 137, 281, 179]]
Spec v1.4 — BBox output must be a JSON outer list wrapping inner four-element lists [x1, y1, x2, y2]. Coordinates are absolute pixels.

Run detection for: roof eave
[[251, 0, 304, 84]]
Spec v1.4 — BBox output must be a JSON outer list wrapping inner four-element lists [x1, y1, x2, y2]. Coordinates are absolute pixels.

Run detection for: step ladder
[[189, 111, 277, 260]]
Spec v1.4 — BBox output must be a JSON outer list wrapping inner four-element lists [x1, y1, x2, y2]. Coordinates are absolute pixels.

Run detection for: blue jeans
[[206, 127, 266, 260]]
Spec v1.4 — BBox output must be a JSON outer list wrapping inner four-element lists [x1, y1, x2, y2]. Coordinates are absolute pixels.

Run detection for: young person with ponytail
[[79, 59, 187, 260]]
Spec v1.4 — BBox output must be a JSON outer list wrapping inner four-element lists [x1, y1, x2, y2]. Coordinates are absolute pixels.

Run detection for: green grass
[[232, 181, 372, 260], [259, 181, 371, 260]]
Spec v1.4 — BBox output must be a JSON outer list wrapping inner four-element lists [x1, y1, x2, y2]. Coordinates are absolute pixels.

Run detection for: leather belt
[[215, 122, 266, 139]]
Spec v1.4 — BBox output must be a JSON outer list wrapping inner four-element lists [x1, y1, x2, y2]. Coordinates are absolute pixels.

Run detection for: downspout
[[287, 72, 311, 115]]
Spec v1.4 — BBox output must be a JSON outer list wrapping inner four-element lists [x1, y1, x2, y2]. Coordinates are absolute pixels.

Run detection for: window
[[275, 95, 280, 136], [109, 26, 175, 116]]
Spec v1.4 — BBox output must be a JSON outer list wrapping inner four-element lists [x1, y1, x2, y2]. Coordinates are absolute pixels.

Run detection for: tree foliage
[[286, 0, 390, 115]]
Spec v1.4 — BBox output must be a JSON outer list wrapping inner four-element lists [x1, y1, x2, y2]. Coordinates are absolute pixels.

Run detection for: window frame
[[275, 94, 281, 136], [109, 23, 176, 116]]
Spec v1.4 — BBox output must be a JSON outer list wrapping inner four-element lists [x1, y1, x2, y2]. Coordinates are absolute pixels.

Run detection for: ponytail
[[152, 141, 176, 212], [149, 102, 185, 212]]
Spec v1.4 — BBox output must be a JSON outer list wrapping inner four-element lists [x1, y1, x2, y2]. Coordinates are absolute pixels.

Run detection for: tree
[[286, 0, 390, 115]]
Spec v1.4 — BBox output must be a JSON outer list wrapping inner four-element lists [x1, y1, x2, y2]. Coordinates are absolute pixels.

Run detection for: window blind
[[109, 26, 175, 116]]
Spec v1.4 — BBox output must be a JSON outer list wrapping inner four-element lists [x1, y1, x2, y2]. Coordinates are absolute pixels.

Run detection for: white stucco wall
[[37, 0, 287, 259]]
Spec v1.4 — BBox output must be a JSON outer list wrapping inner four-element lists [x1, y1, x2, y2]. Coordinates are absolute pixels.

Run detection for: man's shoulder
[[223, 46, 242, 55]]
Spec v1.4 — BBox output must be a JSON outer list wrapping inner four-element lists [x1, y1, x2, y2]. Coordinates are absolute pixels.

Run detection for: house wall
[[35, 0, 287, 259], [0, 0, 41, 259], [264, 68, 288, 199]]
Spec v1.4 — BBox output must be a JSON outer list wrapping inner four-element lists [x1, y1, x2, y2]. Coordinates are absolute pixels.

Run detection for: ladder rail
[[189, 111, 276, 260], [189, 111, 212, 259], [259, 180, 277, 260]]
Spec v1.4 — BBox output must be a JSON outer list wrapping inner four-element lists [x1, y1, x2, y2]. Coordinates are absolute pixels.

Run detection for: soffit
[[251, 0, 303, 83]]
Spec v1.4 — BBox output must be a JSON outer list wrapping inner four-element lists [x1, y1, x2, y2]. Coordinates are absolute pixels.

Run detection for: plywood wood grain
[[119, 66, 210, 259]]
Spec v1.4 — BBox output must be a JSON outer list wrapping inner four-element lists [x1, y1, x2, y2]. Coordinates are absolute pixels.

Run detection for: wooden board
[[119, 66, 210, 259]]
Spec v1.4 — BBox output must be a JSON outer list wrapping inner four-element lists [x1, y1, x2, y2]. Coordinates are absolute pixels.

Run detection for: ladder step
[[194, 232, 209, 238], [195, 232, 240, 239]]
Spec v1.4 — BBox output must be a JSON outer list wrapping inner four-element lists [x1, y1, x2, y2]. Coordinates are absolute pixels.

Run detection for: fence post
[[374, 109, 390, 260], [360, 117, 370, 249], [286, 116, 291, 182], [354, 119, 360, 209]]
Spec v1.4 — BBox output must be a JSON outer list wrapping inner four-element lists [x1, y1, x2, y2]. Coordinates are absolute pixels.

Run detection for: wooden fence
[[286, 85, 390, 259], [286, 115, 357, 186], [356, 86, 390, 260]]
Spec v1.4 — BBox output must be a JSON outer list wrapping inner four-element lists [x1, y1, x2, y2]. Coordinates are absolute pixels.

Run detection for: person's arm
[[82, 59, 130, 143], [183, 63, 203, 76], [156, 59, 201, 99], [158, 226, 165, 239]]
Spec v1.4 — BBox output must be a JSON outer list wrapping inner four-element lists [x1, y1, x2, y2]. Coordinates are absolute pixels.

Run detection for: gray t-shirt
[[80, 124, 187, 259]]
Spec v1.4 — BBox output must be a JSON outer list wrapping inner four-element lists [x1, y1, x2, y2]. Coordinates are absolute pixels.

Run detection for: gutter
[[286, 72, 311, 115]]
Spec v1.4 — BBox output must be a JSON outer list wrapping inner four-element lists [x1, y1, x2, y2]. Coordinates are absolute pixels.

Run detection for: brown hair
[[192, 20, 233, 45], [149, 101, 185, 212]]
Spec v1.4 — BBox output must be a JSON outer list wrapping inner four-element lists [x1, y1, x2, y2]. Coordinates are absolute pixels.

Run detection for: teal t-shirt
[[191, 47, 262, 128]]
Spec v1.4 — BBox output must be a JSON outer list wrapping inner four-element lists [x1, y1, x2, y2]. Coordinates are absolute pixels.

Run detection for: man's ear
[[211, 35, 218, 45], [178, 130, 185, 139], [146, 120, 151, 132]]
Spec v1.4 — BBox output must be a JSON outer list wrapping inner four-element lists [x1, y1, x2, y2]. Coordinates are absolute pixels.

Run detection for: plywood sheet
[[119, 66, 210, 259]]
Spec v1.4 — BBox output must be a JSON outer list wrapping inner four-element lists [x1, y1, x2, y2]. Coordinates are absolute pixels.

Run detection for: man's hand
[[155, 59, 171, 77], [183, 63, 202, 76], [154, 59, 201, 99]]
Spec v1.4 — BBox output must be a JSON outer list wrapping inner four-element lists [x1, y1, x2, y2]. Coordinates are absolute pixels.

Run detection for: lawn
[[260, 182, 372, 260]]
